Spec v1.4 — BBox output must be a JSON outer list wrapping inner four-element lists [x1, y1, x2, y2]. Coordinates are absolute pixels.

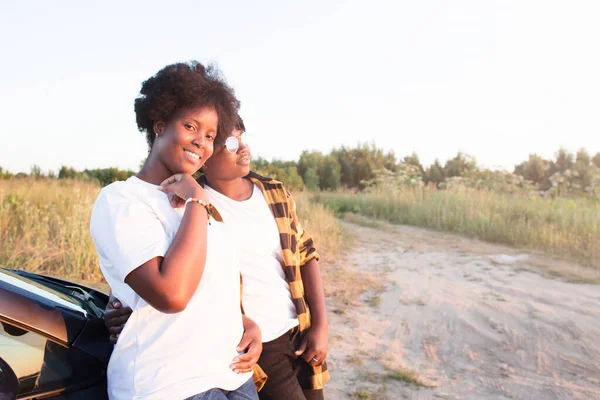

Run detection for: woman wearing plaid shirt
[[106, 116, 330, 399]]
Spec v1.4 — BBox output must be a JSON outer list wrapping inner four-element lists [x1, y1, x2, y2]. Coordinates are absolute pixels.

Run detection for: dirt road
[[323, 221, 600, 400]]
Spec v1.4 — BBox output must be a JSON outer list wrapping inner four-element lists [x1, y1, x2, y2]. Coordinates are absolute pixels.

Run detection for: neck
[[205, 175, 252, 201], [137, 153, 172, 185]]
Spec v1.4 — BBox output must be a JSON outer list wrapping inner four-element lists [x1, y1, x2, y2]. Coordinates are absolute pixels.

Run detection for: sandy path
[[323, 221, 600, 400]]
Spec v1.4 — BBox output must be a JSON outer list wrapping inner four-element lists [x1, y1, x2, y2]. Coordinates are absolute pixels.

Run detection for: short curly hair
[[235, 115, 246, 133], [134, 61, 240, 149]]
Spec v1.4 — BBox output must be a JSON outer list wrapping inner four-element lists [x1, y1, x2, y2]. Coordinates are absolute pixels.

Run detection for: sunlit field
[[0, 179, 343, 284], [2, 178, 598, 288], [0, 179, 102, 281], [313, 186, 600, 268]]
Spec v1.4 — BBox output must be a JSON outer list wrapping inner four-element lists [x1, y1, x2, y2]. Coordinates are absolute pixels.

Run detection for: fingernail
[[114, 301, 121, 307], [232, 358, 240, 362], [157, 186, 163, 191]]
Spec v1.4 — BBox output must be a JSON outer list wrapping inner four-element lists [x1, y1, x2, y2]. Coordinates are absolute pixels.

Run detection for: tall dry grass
[[0, 178, 103, 281], [314, 186, 600, 267], [10, 178, 596, 289], [293, 191, 382, 305], [0, 180, 345, 285], [293, 191, 343, 260]]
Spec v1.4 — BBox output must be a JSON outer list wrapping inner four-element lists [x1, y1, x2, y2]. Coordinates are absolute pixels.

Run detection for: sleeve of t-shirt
[[90, 188, 170, 284]]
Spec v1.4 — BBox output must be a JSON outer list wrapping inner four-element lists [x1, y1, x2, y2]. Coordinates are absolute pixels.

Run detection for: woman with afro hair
[[106, 112, 331, 399], [90, 61, 261, 400]]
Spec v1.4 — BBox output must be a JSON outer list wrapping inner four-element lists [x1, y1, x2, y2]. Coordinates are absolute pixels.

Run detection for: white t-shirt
[[205, 184, 299, 342], [90, 176, 251, 400]]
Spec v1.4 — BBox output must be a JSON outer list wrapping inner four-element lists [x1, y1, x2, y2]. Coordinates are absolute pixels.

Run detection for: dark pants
[[257, 328, 324, 400]]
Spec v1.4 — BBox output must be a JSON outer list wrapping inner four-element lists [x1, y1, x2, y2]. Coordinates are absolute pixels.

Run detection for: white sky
[[1, 0, 599, 174]]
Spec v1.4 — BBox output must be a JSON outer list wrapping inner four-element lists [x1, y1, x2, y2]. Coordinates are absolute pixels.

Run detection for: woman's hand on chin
[[158, 174, 206, 207]]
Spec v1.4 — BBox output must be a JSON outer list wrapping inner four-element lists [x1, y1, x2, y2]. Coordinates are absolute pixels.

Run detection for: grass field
[[313, 186, 600, 268], [1, 179, 598, 286], [0, 179, 343, 284], [0, 179, 102, 281]]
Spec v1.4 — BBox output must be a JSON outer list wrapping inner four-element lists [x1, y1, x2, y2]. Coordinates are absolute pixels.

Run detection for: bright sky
[[1, 0, 599, 174]]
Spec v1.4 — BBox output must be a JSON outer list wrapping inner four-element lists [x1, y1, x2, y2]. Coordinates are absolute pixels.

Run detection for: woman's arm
[[295, 259, 329, 366], [121, 173, 211, 313], [125, 202, 208, 313], [284, 187, 329, 365], [300, 259, 328, 331]]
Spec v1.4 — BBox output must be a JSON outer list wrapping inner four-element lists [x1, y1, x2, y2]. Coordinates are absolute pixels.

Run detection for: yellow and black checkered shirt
[[198, 172, 330, 391]]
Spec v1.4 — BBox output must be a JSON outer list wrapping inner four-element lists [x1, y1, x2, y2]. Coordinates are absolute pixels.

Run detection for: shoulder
[[91, 178, 158, 225], [93, 180, 129, 208], [94, 178, 149, 207], [246, 171, 287, 193]]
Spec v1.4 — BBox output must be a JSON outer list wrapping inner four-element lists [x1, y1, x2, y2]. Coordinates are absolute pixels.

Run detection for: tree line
[[2, 144, 599, 195], [254, 144, 600, 195], [0, 165, 135, 187]]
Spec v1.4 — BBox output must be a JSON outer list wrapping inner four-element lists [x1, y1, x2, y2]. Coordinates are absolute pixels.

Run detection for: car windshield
[[0, 269, 89, 316]]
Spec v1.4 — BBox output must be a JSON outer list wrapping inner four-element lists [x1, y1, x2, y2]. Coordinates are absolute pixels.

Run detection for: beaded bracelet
[[184, 197, 223, 224]]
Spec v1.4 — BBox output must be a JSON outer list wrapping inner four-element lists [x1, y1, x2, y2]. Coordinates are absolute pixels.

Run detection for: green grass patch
[[385, 368, 419, 384], [346, 355, 364, 365], [365, 295, 381, 307], [313, 187, 600, 268], [351, 390, 374, 400]]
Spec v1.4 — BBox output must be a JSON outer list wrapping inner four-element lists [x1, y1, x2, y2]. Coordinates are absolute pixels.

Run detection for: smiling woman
[[138, 106, 218, 183], [89, 61, 261, 400]]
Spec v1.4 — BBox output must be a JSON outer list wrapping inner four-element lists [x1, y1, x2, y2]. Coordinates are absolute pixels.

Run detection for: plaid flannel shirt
[[197, 172, 330, 391]]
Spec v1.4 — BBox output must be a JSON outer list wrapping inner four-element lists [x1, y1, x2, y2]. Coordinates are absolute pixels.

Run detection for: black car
[[0, 268, 111, 399]]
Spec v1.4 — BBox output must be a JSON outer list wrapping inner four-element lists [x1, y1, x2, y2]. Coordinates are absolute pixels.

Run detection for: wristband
[[184, 198, 223, 223], [184, 197, 208, 208]]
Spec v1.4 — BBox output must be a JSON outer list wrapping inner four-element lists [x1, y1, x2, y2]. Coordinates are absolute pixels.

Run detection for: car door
[[0, 356, 19, 400], [0, 321, 106, 400]]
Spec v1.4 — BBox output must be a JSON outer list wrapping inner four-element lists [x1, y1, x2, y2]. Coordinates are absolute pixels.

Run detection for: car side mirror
[[0, 357, 18, 400]]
